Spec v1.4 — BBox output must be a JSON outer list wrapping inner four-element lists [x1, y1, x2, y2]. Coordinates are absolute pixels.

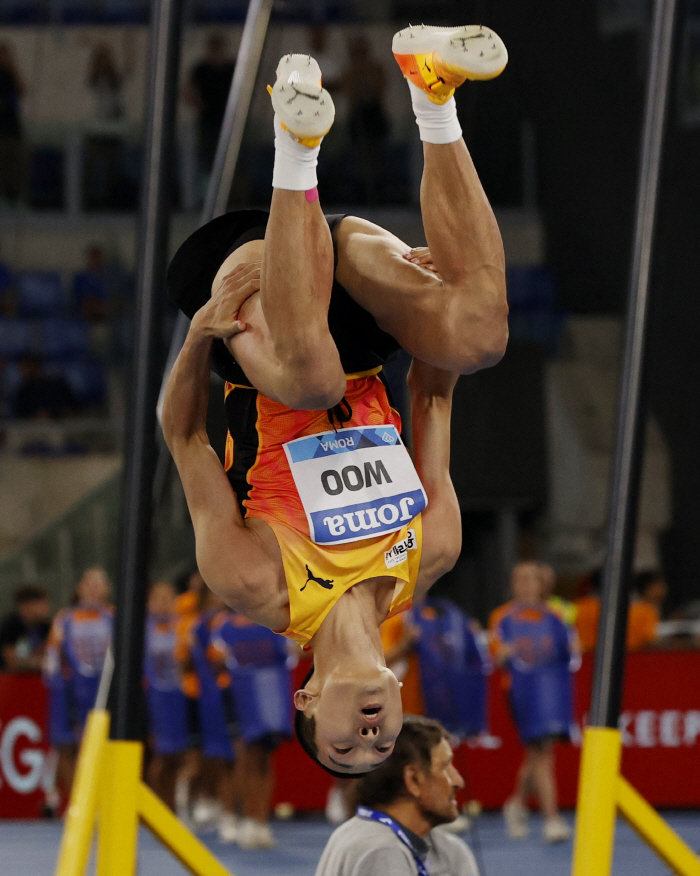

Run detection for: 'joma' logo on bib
[[322, 497, 417, 538], [321, 460, 392, 496]]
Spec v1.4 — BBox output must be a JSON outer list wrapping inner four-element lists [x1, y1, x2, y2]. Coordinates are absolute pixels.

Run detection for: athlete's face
[[300, 666, 403, 774]]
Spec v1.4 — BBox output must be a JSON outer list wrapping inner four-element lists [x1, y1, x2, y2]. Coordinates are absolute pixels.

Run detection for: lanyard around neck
[[356, 807, 430, 876]]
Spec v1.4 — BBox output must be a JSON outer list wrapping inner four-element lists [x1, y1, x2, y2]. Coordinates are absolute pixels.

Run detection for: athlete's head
[[294, 664, 403, 777], [77, 567, 110, 606], [510, 561, 543, 605]]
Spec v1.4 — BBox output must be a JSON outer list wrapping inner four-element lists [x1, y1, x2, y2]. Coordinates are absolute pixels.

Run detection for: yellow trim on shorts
[[345, 366, 383, 380]]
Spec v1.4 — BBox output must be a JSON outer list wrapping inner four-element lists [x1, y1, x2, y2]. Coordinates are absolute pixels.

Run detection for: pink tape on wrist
[[305, 186, 319, 203]]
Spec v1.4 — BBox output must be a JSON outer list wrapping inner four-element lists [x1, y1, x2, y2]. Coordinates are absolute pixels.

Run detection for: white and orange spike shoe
[[392, 24, 508, 104], [269, 54, 335, 148]]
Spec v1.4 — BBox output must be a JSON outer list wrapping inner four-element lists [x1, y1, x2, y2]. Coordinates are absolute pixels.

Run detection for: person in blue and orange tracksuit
[[44, 567, 113, 800], [144, 581, 188, 811], [209, 611, 294, 849], [176, 588, 240, 841], [490, 561, 578, 845], [164, 25, 509, 778]]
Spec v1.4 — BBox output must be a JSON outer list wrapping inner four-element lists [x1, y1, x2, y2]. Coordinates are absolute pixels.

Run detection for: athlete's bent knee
[[276, 353, 346, 410]]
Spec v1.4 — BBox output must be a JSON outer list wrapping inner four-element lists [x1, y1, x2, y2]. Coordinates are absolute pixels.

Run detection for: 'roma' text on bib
[[283, 425, 427, 545]]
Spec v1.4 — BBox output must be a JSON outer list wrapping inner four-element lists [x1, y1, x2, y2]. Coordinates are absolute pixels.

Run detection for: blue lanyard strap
[[356, 807, 430, 876]]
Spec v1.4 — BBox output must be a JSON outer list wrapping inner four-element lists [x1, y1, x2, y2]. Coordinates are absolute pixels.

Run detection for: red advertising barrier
[[0, 674, 50, 818], [2, 652, 699, 817], [272, 651, 700, 812]]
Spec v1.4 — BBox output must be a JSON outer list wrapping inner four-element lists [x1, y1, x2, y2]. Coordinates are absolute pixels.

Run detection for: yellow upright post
[[571, 727, 622, 876], [54, 710, 110, 876], [95, 741, 143, 876]]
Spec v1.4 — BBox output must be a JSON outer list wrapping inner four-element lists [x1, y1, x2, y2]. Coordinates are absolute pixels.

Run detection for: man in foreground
[[164, 24, 509, 775], [315, 714, 479, 875]]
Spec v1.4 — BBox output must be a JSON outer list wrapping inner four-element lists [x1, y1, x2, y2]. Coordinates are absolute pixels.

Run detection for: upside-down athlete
[[164, 24, 509, 775]]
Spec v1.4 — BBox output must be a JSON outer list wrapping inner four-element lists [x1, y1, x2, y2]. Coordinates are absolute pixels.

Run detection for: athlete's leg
[[222, 55, 344, 411], [257, 188, 344, 410], [334, 27, 509, 375], [408, 360, 462, 599]]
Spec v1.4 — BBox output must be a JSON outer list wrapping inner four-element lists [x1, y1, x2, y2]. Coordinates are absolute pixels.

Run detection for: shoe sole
[[275, 53, 322, 87], [392, 24, 508, 80], [271, 55, 335, 142]]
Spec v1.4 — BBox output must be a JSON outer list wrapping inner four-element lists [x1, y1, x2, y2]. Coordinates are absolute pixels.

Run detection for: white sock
[[407, 80, 462, 145], [272, 114, 320, 191]]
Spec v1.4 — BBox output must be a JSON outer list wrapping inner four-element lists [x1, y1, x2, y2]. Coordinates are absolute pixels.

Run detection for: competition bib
[[283, 424, 427, 545]]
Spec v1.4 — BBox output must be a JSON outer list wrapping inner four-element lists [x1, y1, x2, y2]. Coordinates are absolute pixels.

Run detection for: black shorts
[[167, 209, 401, 386]]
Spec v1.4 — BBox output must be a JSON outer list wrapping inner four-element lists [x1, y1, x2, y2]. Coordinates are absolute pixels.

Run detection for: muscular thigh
[[210, 240, 291, 404], [333, 216, 447, 360]]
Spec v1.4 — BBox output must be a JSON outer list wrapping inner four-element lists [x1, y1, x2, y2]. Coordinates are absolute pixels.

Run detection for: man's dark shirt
[[0, 611, 50, 670]]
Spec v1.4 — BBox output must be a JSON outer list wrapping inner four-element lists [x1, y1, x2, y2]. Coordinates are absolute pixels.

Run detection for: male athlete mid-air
[[164, 24, 509, 775]]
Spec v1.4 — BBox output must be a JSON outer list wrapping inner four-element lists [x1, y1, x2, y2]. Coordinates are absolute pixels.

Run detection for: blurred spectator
[[87, 42, 124, 121], [574, 569, 601, 653], [73, 244, 113, 322], [12, 355, 78, 419], [0, 42, 26, 207], [411, 598, 490, 741], [210, 611, 294, 849], [316, 715, 478, 876], [145, 581, 188, 811], [44, 567, 113, 801], [627, 569, 666, 651], [175, 586, 236, 839], [0, 584, 51, 672], [575, 568, 665, 653], [490, 561, 576, 844], [341, 35, 389, 205], [185, 34, 236, 180], [84, 42, 126, 209]]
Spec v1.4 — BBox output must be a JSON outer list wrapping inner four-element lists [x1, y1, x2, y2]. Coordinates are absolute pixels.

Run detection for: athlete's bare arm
[[162, 266, 289, 630], [408, 359, 462, 600], [334, 137, 508, 375]]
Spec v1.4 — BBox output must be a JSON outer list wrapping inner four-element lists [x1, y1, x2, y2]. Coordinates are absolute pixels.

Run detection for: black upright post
[[111, 0, 184, 741], [589, 0, 677, 729]]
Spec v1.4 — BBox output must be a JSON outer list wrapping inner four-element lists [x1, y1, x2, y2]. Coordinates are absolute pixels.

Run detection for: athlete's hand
[[193, 261, 260, 340], [403, 247, 439, 273]]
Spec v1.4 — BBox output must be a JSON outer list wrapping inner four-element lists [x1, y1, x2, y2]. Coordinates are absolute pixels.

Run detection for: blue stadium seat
[[60, 357, 107, 407], [16, 272, 65, 318], [0, 319, 35, 359], [39, 318, 90, 360]]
